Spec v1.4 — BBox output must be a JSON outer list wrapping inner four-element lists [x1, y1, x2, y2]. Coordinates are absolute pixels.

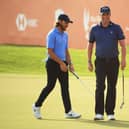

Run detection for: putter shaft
[[71, 71, 94, 96], [120, 70, 125, 109]]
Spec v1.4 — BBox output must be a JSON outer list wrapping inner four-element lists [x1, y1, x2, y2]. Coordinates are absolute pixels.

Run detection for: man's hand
[[69, 64, 75, 72], [88, 61, 93, 72], [121, 59, 126, 70], [60, 62, 68, 72]]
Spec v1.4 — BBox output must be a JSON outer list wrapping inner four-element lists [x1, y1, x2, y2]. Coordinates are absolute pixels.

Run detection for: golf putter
[[120, 70, 125, 109], [71, 71, 94, 96]]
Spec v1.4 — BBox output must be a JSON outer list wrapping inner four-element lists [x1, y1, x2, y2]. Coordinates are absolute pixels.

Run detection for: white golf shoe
[[107, 114, 116, 120], [94, 114, 104, 120], [32, 104, 42, 119], [65, 110, 81, 119]]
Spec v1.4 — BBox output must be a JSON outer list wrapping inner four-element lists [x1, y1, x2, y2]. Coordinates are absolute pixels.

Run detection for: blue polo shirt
[[89, 22, 125, 58], [46, 28, 68, 61]]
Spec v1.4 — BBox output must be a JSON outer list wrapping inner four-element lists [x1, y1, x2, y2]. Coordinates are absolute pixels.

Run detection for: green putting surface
[[0, 74, 129, 129]]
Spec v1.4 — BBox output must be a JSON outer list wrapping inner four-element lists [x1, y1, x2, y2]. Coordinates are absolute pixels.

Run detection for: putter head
[[120, 102, 124, 109]]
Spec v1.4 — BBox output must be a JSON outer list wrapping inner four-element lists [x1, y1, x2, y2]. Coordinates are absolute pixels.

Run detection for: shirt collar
[[99, 21, 113, 28], [54, 27, 64, 34]]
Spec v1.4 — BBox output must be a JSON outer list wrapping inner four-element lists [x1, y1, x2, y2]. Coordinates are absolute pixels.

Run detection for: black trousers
[[35, 59, 72, 113], [95, 57, 119, 115]]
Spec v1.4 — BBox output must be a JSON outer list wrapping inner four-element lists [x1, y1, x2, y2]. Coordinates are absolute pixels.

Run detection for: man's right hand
[[88, 61, 93, 72], [60, 62, 68, 72]]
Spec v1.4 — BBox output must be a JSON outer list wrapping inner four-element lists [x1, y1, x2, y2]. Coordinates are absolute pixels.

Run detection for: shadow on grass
[[41, 118, 129, 128], [77, 119, 129, 128]]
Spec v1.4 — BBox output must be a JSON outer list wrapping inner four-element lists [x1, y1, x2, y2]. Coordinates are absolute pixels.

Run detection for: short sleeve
[[89, 27, 95, 43], [117, 25, 125, 40], [46, 33, 55, 49]]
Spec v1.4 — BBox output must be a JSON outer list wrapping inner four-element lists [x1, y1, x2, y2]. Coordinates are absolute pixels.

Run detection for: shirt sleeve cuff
[[118, 37, 125, 40], [89, 40, 94, 43]]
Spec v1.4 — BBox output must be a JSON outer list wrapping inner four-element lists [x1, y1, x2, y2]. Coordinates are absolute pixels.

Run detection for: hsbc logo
[[16, 14, 27, 31], [16, 13, 38, 31]]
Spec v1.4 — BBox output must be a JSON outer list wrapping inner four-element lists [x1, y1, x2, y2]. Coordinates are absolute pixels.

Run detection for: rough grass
[[0, 45, 128, 76]]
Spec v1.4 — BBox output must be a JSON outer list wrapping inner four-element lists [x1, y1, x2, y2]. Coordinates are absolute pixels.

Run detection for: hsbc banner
[[0, 0, 129, 48]]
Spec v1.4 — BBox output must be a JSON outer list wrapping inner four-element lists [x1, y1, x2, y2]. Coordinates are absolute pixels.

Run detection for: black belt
[[96, 56, 118, 61], [47, 58, 68, 65]]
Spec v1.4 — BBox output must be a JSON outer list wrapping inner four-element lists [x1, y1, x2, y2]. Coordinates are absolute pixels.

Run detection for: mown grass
[[0, 45, 128, 76]]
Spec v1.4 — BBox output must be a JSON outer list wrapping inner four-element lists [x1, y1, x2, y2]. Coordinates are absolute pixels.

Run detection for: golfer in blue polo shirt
[[32, 14, 81, 119], [88, 6, 126, 120]]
